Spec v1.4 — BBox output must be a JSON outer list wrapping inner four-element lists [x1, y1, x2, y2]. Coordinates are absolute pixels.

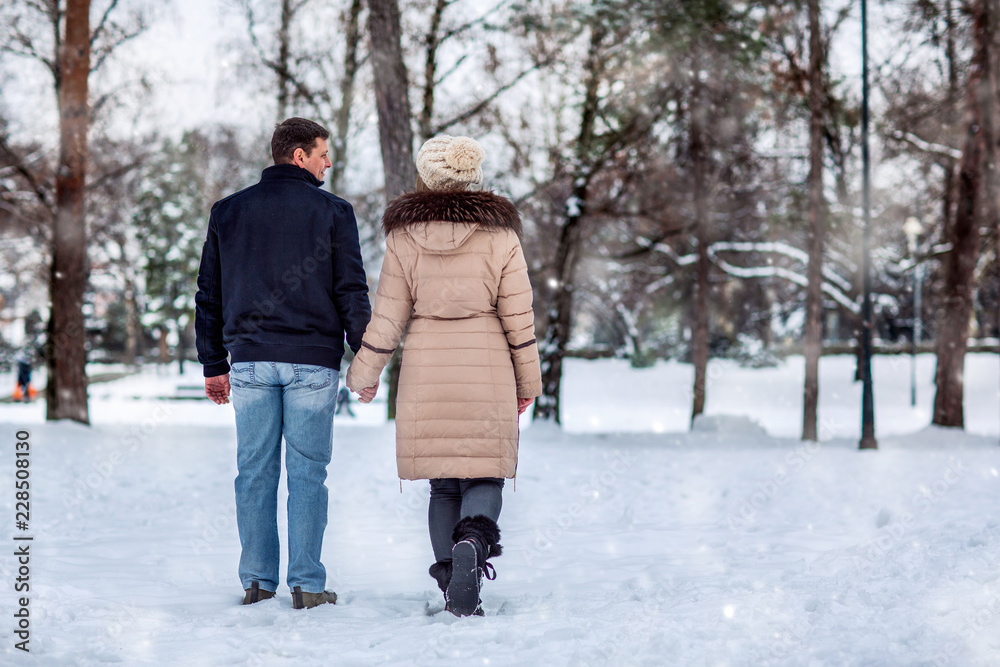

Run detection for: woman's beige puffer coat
[[345, 190, 542, 480]]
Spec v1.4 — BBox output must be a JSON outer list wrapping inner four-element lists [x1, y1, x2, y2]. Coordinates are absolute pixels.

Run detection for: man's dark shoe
[[242, 581, 276, 605], [291, 585, 337, 609]]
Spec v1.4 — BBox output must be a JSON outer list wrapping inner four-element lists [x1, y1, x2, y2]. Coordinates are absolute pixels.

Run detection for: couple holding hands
[[195, 118, 540, 617]]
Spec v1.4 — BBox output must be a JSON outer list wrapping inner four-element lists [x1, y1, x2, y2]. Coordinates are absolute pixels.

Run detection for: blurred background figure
[[336, 384, 355, 417], [13, 351, 36, 403]]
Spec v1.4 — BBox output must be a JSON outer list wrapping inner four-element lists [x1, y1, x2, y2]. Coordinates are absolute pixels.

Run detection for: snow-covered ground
[[1, 354, 999, 665]]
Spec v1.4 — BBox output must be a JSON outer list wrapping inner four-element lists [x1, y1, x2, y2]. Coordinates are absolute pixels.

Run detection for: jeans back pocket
[[296, 364, 332, 389], [230, 361, 253, 388]]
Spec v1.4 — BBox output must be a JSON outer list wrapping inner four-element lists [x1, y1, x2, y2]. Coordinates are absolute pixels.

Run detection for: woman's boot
[[428, 560, 451, 602], [447, 515, 501, 617]]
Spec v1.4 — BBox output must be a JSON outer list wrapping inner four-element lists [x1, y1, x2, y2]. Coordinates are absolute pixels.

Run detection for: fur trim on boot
[[428, 560, 452, 594], [451, 515, 503, 560]]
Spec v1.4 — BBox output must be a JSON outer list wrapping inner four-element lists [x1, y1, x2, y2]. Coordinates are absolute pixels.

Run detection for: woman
[[346, 135, 541, 617]]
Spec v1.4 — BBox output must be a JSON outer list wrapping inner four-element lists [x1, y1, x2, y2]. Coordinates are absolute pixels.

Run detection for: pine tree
[[134, 133, 212, 374]]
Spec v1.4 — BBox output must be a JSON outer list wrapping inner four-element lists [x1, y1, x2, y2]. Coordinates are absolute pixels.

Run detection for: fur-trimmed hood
[[381, 190, 521, 237]]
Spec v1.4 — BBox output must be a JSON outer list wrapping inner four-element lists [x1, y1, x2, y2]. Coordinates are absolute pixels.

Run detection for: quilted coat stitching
[[346, 190, 542, 480]]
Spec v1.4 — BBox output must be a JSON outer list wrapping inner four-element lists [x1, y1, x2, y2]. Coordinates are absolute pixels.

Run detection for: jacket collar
[[381, 190, 521, 237], [260, 163, 324, 187]]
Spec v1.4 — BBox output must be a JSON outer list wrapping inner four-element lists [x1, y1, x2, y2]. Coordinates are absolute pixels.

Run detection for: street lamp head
[[903, 216, 923, 240], [903, 216, 923, 253]]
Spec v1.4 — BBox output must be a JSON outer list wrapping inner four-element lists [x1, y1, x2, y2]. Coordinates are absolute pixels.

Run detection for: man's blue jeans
[[230, 361, 338, 593]]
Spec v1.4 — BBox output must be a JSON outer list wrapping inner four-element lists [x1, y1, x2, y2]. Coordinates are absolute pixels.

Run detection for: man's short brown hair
[[271, 118, 331, 164]]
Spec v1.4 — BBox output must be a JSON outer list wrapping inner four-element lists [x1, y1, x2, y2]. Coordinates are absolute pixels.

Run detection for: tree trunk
[[534, 202, 586, 423], [939, 0, 959, 300], [368, 0, 416, 419], [689, 73, 710, 423], [419, 0, 448, 142], [933, 0, 995, 428], [330, 0, 363, 192], [690, 238, 709, 422], [123, 276, 139, 365], [802, 0, 825, 441], [275, 0, 294, 122], [691, 153, 711, 424], [533, 25, 605, 423], [177, 316, 192, 376], [158, 328, 170, 368], [46, 0, 91, 424], [983, 0, 1000, 437], [368, 0, 416, 199]]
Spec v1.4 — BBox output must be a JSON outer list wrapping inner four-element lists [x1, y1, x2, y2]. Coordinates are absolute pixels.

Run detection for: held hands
[[205, 374, 231, 405], [355, 379, 380, 404], [517, 397, 534, 416]]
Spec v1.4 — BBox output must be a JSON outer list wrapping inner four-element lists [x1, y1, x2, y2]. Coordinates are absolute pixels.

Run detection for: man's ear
[[292, 147, 306, 165]]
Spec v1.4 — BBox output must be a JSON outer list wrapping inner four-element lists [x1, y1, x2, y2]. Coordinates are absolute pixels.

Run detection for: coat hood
[[381, 190, 521, 252]]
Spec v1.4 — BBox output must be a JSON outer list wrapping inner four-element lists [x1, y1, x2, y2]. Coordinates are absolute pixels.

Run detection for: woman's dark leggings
[[428, 478, 504, 563]]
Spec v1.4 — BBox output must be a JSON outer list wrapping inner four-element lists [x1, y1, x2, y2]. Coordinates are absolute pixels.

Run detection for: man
[[15, 352, 33, 403], [335, 385, 355, 417], [195, 118, 371, 609]]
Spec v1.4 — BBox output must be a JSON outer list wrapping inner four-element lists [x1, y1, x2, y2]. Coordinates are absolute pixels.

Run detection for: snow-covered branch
[[889, 130, 962, 161], [642, 238, 860, 314], [708, 249, 860, 314], [710, 241, 854, 294], [648, 241, 697, 266], [644, 274, 675, 295]]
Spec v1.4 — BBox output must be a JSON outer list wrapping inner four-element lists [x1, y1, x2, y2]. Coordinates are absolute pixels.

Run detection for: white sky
[[1, 0, 269, 144]]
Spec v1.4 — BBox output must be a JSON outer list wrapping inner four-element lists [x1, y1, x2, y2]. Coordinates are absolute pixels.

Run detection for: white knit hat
[[416, 135, 485, 190]]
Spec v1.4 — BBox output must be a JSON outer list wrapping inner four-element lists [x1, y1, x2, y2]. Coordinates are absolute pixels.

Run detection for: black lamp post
[[860, 0, 877, 449]]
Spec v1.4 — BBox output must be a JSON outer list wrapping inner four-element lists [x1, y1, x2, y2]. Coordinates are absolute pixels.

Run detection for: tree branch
[[91, 17, 148, 74], [433, 57, 549, 135], [0, 135, 54, 215], [889, 129, 963, 160], [2, 22, 58, 79], [440, 0, 510, 43], [89, 0, 121, 46]]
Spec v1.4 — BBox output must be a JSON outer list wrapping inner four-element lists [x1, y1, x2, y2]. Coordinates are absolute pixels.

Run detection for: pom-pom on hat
[[416, 135, 486, 190]]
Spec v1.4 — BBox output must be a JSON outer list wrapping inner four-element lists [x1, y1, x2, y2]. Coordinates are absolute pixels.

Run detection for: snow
[[1, 354, 999, 665]]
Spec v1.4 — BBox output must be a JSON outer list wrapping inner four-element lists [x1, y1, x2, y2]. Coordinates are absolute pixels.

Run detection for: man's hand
[[517, 397, 534, 415], [355, 379, 379, 404], [205, 375, 231, 405]]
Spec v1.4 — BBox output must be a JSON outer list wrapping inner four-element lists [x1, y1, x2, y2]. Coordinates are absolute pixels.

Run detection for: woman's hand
[[517, 397, 534, 415], [355, 379, 380, 404]]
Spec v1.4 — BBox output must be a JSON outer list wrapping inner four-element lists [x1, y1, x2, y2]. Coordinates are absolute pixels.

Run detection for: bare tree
[[367, 0, 416, 419], [688, 67, 710, 423], [48, 0, 91, 422], [332, 0, 363, 191], [368, 0, 415, 201], [1, 0, 147, 423], [533, 22, 605, 423], [932, 0, 997, 428], [237, 0, 363, 192]]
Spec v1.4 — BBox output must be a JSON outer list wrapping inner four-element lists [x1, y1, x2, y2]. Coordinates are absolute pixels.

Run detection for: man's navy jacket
[[195, 164, 372, 377]]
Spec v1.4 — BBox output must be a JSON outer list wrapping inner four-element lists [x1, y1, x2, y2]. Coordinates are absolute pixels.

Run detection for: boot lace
[[482, 562, 497, 581]]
